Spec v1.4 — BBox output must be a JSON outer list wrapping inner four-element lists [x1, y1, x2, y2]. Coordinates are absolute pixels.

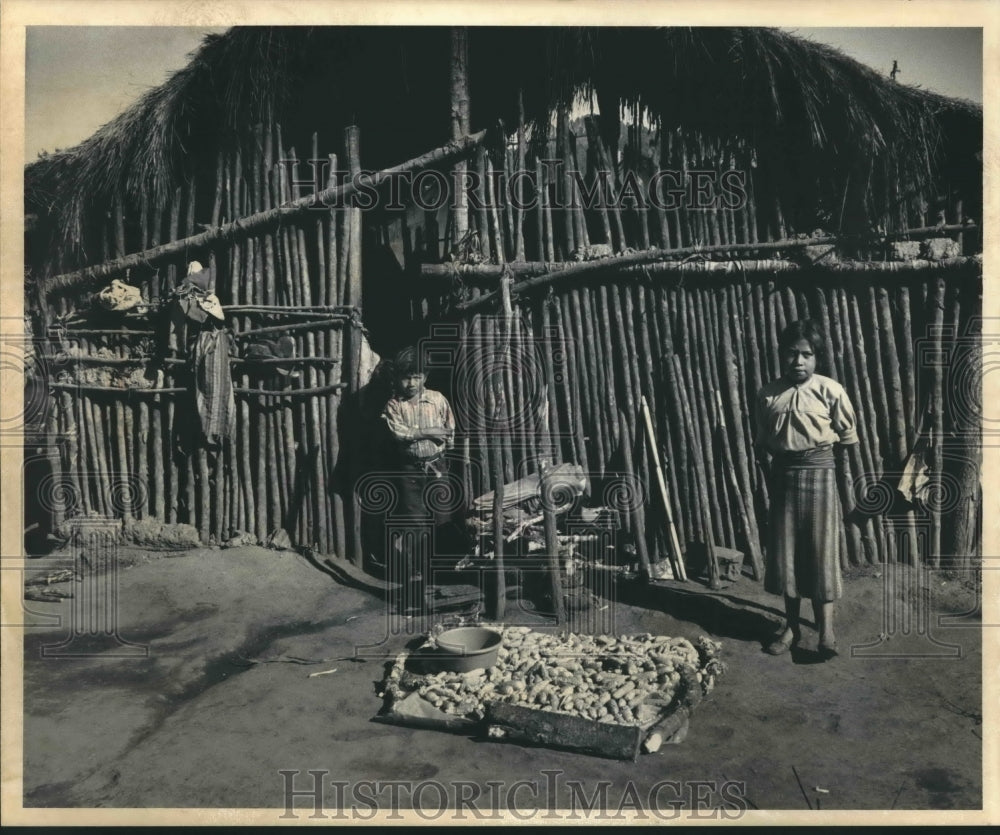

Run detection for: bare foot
[[818, 636, 838, 659], [765, 627, 797, 655]]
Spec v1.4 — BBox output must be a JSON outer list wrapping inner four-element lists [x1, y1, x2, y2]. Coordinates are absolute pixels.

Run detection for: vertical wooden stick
[[450, 27, 470, 244], [591, 285, 618, 466], [533, 155, 545, 262], [672, 354, 721, 589], [475, 146, 491, 261], [718, 290, 765, 579], [570, 287, 603, 473], [540, 300, 563, 466], [929, 276, 946, 568], [641, 396, 687, 580], [556, 294, 589, 473], [541, 465, 567, 624], [514, 90, 527, 261], [683, 292, 725, 543], [486, 155, 506, 263], [653, 286, 688, 545], [828, 286, 879, 564], [659, 286, 695, 541], [584, 116, 614, 247], [165, 397, 178, 525], [548, 298, 573, 466], [556, 105, 576, 259], [491, 414, 507, 620], [898, 284, 917, 451], [345, 126, 363, 309], [618, 410, 652, 578]]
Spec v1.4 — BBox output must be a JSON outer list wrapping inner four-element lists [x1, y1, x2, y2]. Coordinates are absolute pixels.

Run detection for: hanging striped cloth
[[193, 327, 236, 447]]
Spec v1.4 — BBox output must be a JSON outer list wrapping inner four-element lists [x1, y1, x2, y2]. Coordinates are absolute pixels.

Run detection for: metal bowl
[[431, 626, 503, 673]]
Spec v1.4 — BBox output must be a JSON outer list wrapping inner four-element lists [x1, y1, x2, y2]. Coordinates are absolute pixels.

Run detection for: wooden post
[[597, 131, 625, 252], [555, 294, 588, 473], [695, 287, 735, 548], [813, 286, 861, 566], [714, 391, 761, 580], [486, 155, 505, 263], [75, 389, 93, 515], [848, 291, 890, 561], [672, 354, 721, 590], [587, 286, 615, 469], [947, 283, 981, 564], [584, 116, 614, 247], [326, 153, 339, 307], [681, 293, 724, 543], [570, 288, 603, 473], [450, 27, 471, 245], [491, 429, 506, 620], [539, 300, 562, 466], [257, 125, 277, 307], [658, 289, 692, 540], [570, 126, 590, 250], [471, 313, 491, 499], [488, 320, 509, 620], [618, 410, 652, 580], [515, 90, 527, 261], [345, 126, 362, 309], [471, 146, 489, 261], [59, 391, 83, 519], [655, 286, 690, 544], [557, 105, 576, 259], [716, 295, 765, 579], [654, 129, 672, 249], [540, 464, 566, 625], [929, 276, 946, 568], [641, 396, 686, 580], [898, 284, 917, 451], [534, 156, 546, 262], [510, 311, 537, 474]]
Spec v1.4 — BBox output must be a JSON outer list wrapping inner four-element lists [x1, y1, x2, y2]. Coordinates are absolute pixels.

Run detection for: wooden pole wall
[[34, 93, 981, 579], [439, 266, 981, 572], [43, 124, 365, 562]]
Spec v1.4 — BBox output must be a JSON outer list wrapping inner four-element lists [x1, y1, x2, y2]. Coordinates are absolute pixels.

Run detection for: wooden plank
[[485, 701, 643, 761]]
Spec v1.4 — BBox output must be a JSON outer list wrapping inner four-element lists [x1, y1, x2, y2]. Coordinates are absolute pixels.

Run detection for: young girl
[[755, 320, 858, 659]]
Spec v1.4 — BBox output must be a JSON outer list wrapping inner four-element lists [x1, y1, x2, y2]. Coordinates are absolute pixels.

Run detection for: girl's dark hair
[[778, 319, 829, 371]]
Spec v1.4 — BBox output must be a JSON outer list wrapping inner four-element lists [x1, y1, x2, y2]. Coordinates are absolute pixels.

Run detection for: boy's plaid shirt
[[381, 388, 455, 461]]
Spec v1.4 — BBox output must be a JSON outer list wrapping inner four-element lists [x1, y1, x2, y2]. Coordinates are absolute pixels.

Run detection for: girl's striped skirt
[[765, 465, 844, 602]]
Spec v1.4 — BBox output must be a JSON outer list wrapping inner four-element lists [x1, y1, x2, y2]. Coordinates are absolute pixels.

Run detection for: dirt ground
[[19, 544, 982, 816]]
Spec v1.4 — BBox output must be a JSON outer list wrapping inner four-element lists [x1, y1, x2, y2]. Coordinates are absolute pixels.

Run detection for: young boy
[[381, 347, 455, 606]]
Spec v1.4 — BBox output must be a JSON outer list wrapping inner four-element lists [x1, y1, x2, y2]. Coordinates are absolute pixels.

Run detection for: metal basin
[[431, 626, 502, 673]]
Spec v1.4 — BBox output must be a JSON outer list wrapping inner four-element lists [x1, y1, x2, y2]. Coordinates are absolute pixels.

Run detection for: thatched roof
[[26, 26, 982, 265]]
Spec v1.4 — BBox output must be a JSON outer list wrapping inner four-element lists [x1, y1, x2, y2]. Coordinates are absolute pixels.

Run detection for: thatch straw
[[27, 27, 980, 280]]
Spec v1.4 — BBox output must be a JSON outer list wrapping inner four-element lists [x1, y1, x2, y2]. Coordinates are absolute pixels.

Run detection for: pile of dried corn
[[383, 626, 724, 726]]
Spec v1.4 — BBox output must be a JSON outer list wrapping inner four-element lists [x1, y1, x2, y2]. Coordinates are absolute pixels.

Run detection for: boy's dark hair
[[393, 346, 422, 377], [778, 319, 829, 370]]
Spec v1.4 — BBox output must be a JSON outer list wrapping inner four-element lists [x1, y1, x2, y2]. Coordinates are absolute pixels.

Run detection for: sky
[[25, 27, 229, 162], [23, 26, 984, 164], [790, 27, 983, 102]]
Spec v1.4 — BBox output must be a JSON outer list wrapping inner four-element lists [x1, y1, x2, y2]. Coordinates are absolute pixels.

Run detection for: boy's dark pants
[[393, 457, 449, 588]]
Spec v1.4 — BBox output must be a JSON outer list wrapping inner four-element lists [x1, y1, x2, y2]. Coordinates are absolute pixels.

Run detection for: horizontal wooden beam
[[444, 225, 979, 315], [48, 381, 349, 397], [422, 223, 977, 283], [41, 130, 488, 299]]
